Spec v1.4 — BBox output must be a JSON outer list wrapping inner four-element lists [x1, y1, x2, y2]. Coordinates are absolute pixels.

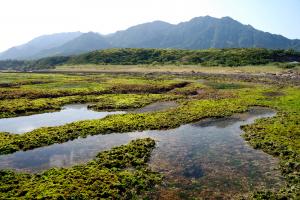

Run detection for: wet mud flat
[[132, 101, 178, 113], [0, 107, 285, 198], [37, 70, 300, 86]]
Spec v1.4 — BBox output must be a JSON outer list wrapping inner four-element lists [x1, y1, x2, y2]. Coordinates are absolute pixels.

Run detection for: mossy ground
[[0, 138, 162, 199], [0, 72, 299, 199], [88, 94, 181, 111], [241, 88, 300, 199]]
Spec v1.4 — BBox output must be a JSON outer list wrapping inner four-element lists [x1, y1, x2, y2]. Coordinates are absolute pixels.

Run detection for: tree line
[[0, 48, 299, 70]]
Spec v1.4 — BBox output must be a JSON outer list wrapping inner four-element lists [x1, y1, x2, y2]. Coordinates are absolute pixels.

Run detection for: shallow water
[[0, 107, 284, 198], [0, 104, 125, 134], [133, 101, 177, 113]]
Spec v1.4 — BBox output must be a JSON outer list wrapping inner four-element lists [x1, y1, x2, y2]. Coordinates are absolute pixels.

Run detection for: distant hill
[[0, 32, 82, 60], [108, 16, 300, 50], [1, 16, 300, 60], [1, 48, 299, 71], [35, 32, 111, 58]]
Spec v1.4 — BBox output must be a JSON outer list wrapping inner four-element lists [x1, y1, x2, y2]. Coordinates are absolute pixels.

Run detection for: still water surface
[[0, 107, 284, 198], [0, 104, 125, 134]]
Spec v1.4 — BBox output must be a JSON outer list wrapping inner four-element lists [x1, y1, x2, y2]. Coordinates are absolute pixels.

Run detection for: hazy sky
[[0, 0, 299, 52]]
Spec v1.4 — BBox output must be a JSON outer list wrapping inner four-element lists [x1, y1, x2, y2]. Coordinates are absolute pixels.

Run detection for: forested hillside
[[0, 48, 299, 71]]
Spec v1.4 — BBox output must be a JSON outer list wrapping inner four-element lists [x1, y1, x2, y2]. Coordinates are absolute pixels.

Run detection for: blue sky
[[213, 0, 300, 38], [0, 0, 299, 51]]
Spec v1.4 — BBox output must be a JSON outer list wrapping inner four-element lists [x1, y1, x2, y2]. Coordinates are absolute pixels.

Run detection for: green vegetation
[[88, 94, 181, 110], [242, 88, 300, 199], [1, 48, 299, 70], [0, 138, 162, 199], [0, 60, 28, 71], [0, 73, 188, 118], [204, 81, 247, 90], [0, 94, 181, 118], [0, 57, 69, 71], [0, 74, 187, 100], [0, 71, 299, 198], [0, 97, 249, 154], [276, 62, 300, 69]]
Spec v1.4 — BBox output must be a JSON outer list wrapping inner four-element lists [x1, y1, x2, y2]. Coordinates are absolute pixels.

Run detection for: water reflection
[[0, 107, 284, 198], [0, 104, 125, 134]]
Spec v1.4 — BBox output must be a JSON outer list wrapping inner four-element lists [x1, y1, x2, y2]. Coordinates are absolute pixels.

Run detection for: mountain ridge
[[35, 32, 111, 58], [1, 16, 300, 60], [0, 32, 83, 60]]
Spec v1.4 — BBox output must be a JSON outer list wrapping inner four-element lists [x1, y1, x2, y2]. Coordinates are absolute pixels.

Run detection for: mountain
[[35, 32, 111, 57], [109, 16, 300, 50], [0, 32, 82, 60], [1, 16, 300, 60], [108, 21, 174, 48]]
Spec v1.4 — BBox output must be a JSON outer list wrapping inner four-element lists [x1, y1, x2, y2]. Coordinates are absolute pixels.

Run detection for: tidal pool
[[0, 104, 125, 134], [0, 107, 285, 198]]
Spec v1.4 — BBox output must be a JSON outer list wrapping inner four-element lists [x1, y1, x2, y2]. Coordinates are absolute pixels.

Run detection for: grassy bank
[[0, 72, 299, 198], [242, 88, 300, 199], [0, 138, 162, 199], [0, 94, 181, 118]]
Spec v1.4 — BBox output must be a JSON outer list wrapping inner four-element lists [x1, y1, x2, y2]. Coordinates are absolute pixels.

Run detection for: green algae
[[0, 94, 182, 118], [0, 73, 188, 100], [0, 138, 162, 199], [0, 72, 299, 199], [242, 88, 300, 199], [0, 97, 251, 155], [88, 94, 180, 110]]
